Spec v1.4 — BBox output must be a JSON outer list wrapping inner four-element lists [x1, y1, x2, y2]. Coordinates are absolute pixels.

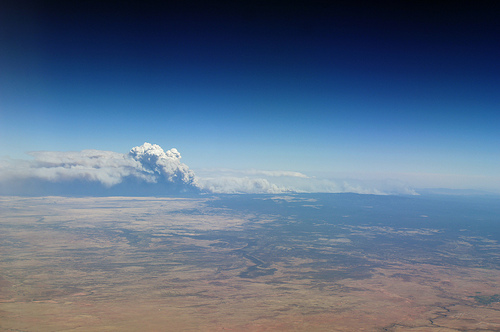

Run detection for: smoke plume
[[0, 143, 418, 196], [0, 143, 200, 196]]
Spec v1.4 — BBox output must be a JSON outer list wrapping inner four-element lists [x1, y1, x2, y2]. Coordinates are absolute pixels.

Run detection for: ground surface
[[1, 194, 500, 331]]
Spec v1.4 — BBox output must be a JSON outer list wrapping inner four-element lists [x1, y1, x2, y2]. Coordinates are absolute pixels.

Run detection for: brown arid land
[[1, 196, 500, 331]]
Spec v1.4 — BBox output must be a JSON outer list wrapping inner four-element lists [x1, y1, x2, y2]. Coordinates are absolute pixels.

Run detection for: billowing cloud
[[128, 143, 198, 186], [0, 143, 418, 196], [0, 143, 200, 196]]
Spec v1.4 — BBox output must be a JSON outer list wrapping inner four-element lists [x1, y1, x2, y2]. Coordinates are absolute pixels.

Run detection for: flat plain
[[1, 194, 500, 331]]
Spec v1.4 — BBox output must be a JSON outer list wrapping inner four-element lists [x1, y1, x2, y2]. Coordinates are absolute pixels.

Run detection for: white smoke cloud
[[194, 168, 418, 195], [198, 176, 290, 194], [0, 143, 419, 196], [23, 150, 148, 186], [128, 143, 198, 186], [0, 143, 200, 195]]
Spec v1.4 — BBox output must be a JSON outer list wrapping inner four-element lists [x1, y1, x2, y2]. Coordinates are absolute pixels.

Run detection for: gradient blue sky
[[1, 1, 499, 191]]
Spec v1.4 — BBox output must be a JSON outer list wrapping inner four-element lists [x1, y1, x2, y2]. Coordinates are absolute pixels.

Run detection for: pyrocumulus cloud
[[0, 143, 200, 195], [0, 143, 418, 196]]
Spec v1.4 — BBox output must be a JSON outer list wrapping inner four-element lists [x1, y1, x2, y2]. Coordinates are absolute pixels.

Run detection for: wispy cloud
[[195, 168, 418, 195], [198, 176, 290, 194], [233, 169, 309, 178]]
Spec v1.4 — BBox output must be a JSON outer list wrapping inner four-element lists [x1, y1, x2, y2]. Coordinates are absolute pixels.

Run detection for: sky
[[1, 1, 499, 194]]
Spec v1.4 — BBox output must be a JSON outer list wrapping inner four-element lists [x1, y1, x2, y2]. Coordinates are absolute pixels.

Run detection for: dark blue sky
[[1, 1, 499, 190]]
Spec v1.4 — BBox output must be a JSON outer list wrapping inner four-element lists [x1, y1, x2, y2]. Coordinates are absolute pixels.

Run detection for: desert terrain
[[1, 195, 500, 331]]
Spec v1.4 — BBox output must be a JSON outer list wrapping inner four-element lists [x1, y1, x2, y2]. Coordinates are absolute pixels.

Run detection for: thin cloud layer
[[198, 176, 290, 194], [229, 169, 309, 178], [195, 168, 418, 195]]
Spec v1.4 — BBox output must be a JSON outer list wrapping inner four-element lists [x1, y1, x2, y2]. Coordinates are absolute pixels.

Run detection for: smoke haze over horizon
[[0, 143, 424, 196]]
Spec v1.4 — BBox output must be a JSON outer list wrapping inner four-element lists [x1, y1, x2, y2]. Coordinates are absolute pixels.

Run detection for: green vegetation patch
[[239, 266, 277, 278], [471, 294, 500, 305]]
